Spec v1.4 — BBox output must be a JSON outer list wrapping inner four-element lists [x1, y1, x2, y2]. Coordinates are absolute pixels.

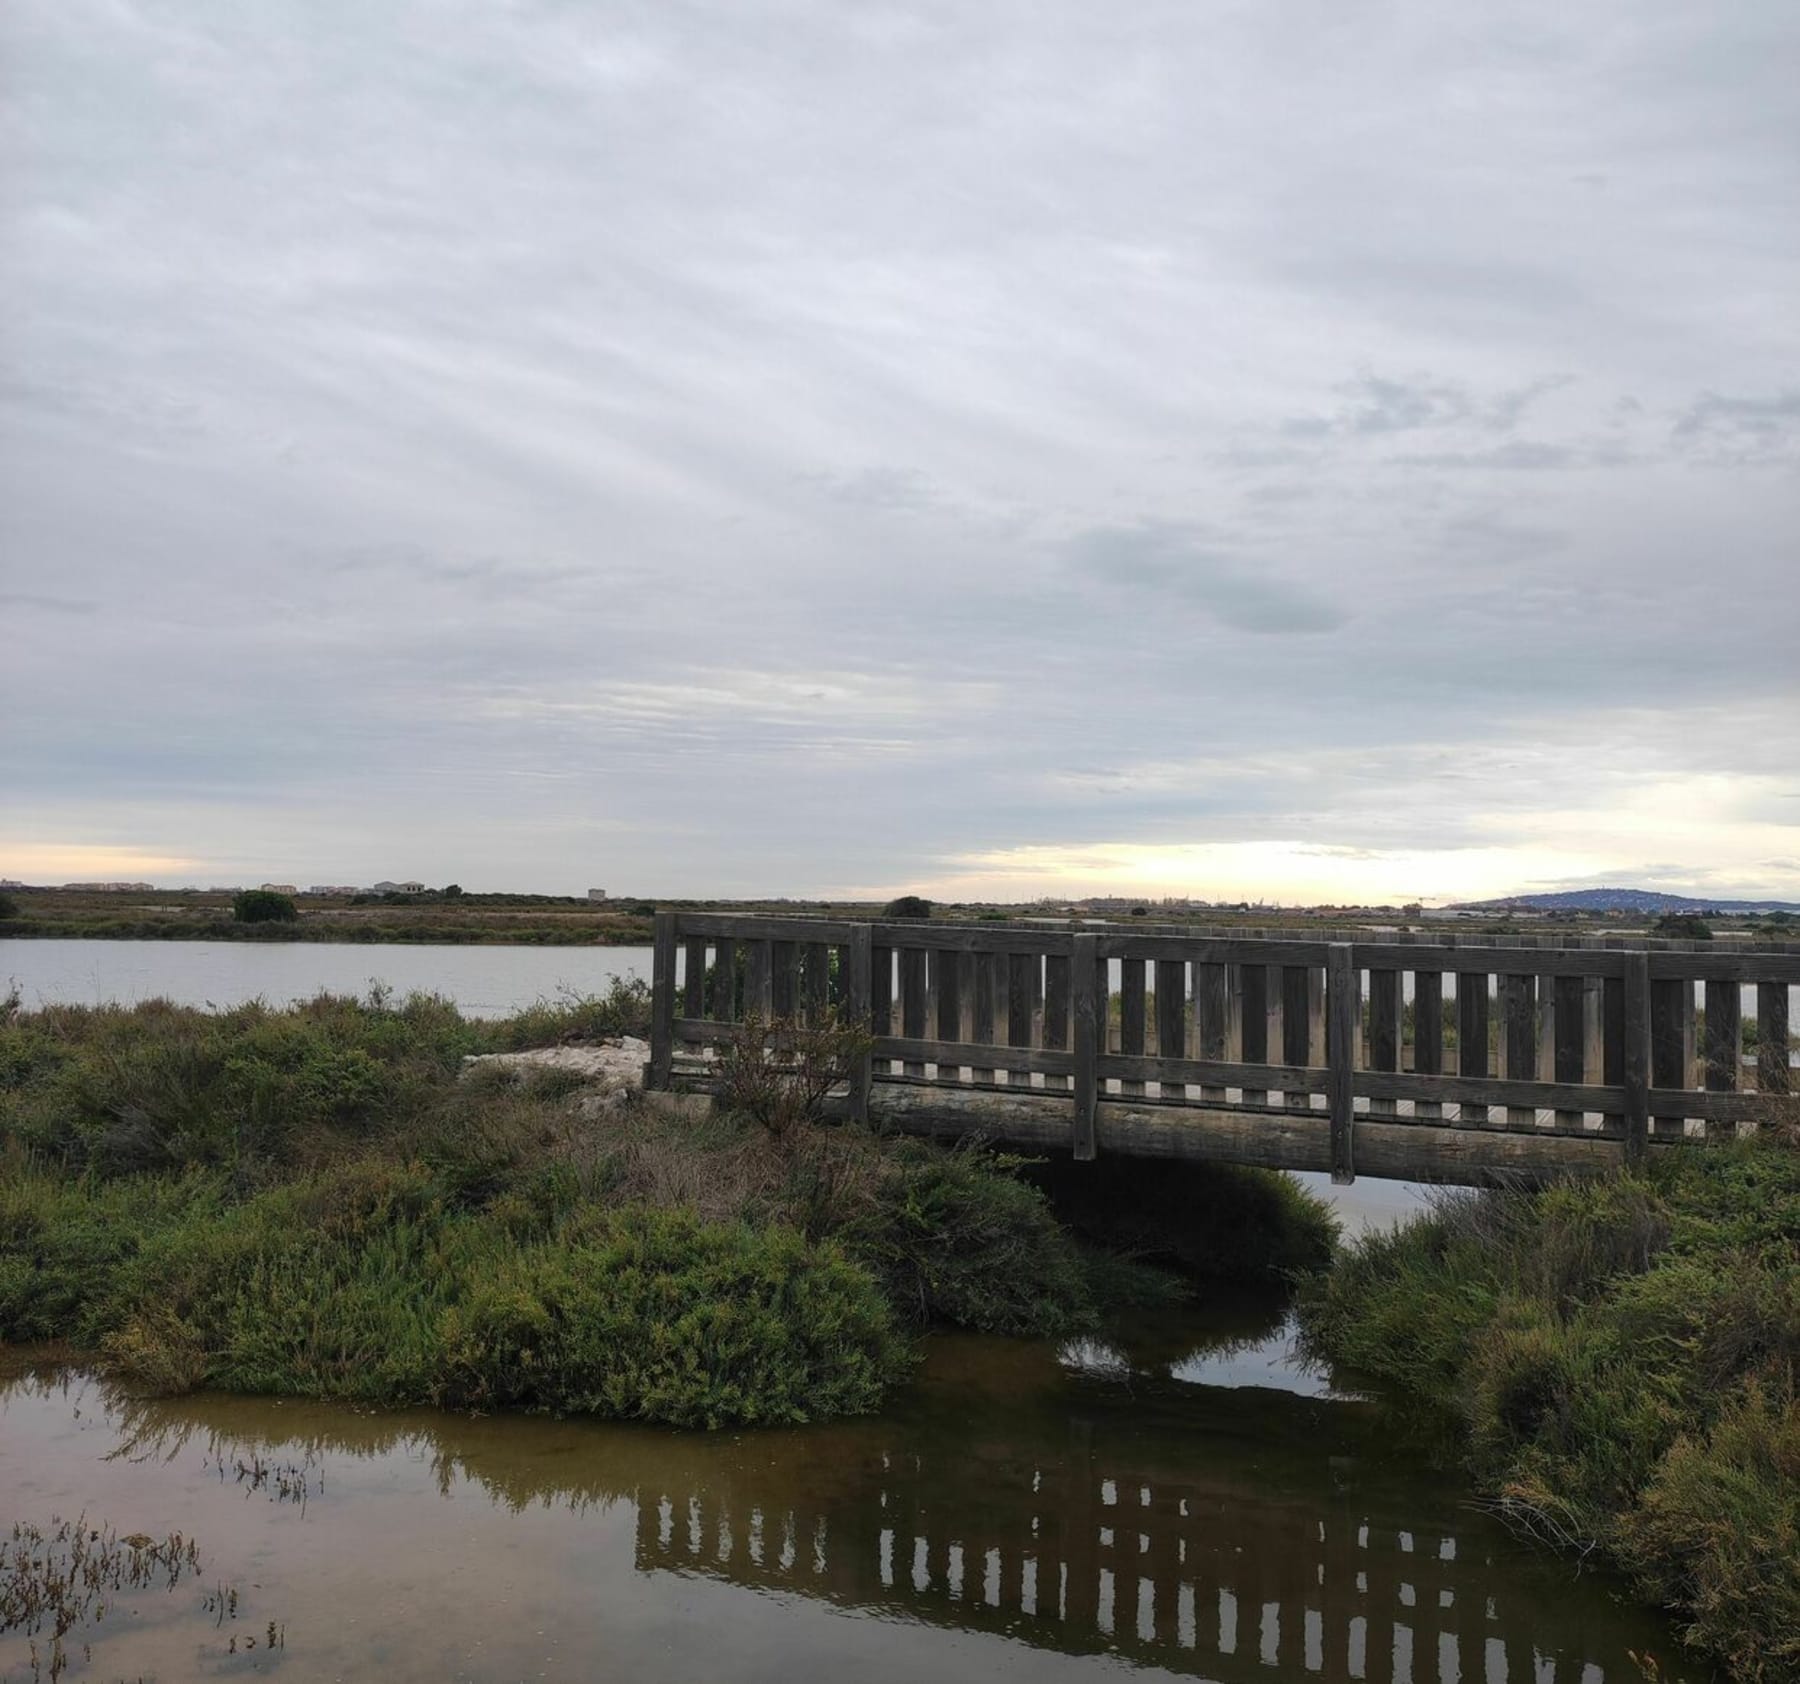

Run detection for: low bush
[[1296, 1138, 1800, 1681]]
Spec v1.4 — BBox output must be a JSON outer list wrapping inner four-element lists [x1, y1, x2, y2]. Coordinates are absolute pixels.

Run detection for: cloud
[[1066, 525, 1347, 635], [0, 0, 1795, 900]]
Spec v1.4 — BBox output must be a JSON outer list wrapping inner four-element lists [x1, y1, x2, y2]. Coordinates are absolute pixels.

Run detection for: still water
[[0, 939, 656, 1018], [0, 1302, 1690, 1684]]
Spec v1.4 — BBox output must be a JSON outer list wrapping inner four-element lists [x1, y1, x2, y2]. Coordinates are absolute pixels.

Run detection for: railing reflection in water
[[638, 1449, 1623, 1684]]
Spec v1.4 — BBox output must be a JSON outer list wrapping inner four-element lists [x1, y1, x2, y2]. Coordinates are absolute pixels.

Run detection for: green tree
[[442, 883, 464, 899], [1651, 911, 1712, 941], [882, 895, 933, 920], [0, 891, 18, 921], [233, 889, 297, 924]]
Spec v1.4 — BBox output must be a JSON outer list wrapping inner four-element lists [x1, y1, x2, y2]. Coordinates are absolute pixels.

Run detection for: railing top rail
[[669, 911, 1800, 977]]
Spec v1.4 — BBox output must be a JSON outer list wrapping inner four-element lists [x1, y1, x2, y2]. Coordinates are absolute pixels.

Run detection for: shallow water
[[1, 1300, 1693, 1684]]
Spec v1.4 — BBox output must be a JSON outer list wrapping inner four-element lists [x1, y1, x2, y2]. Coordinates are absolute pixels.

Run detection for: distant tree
[[233, 889, 297, 924], [1130, 905, 1149, 917], [442, 883, 464, 899], [0, 891, 17, 921], [1652, 912, 1712, 941], [882, 895, 933, 920]]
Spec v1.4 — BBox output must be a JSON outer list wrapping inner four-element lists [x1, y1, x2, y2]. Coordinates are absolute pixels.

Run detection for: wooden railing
[[648, 913, 1800, 1183]]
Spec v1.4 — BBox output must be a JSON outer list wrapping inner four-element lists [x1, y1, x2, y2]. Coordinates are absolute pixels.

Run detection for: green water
[[0, 1297, 1694, 1683]]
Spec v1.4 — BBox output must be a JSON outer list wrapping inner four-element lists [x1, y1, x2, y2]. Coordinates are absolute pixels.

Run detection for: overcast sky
[[3, 1, 1796, 903]]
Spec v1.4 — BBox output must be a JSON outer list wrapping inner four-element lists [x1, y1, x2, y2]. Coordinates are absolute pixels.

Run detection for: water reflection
[[1, 1327, 1687, 1684]]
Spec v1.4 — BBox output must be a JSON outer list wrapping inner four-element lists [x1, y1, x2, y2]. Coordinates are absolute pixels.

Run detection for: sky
[[3, 0, 1797, 904]]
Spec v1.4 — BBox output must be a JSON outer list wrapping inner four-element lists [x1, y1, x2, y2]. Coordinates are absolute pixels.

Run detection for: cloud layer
[[3, 0, 1796, 901]]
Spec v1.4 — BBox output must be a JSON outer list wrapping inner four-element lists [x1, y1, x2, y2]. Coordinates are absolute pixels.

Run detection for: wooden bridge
[[646, 912, 1799, 1185]]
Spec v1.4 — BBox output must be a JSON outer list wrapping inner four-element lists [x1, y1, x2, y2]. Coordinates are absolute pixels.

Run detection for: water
[[1, 1308, 1691, 1684], [0, 938, 655, 1019]]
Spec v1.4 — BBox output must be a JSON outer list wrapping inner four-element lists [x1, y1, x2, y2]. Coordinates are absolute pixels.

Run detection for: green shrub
[[1296, 1138, 1800, 1682], [232, 890, 297, 924], [850, 1143, 1093, 1336], [881, 895, 932, 919]]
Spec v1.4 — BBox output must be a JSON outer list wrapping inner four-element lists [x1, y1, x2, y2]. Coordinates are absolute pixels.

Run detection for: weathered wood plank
[[1355, 1069, 1622, 1114], [771, 940, 799, 1017], [1043, 954, 1072, 1092], [899, 947, 927, 1078], [1414, 969, 1443, 1121], [1100, 1053, 1325, 1091], [1650, 978, 1693, 1138], [1072, 934, 1099, 1160], [1007, 953, 1035, 1087], [1368, 968, 1400, 1119], [1157, 959, 1187, 1099], [1502, 974, 1537, 1127], [1648, 950, 1800, 985], [1239, 962, 1269, 1107], [1120, 959, 1146, 1098], [1554, 973, 1586, 1127], [870, 942, 893, 1074], [1458, 970, 1490, 1126], [676, 913, 863, 943], [1197, 959, 1228, 1105], [1704, 978, 1741, 1138], [803, 941, 830, 1022], [936, 947, 964, 1084], [1327, 944, 1355, 1183], [972, 953, 998, 1086], [1282, 964, 1311, 1110], [1623, 952, 1650, 1167], [874, 1037, 1074, 1075], [650, 910, 677, 1090], [712, 936, 737, 1023], [1094, 934, 1329, 966], [1761, 980, 1792, 1096], [682, 938, 707, 1019], [1357, 943, 1628, 979], [845, 925, 873, 1124]]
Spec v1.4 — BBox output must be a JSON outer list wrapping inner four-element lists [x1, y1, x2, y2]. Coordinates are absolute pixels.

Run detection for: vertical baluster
[[1704, 978, 1741, 1139], [1044, 953, 1072, 1092], [1158, 959, 1187, 1101], [972, 952, 998, 1086], [870, 940, 892, 1075], [1121, 959, 1146, 1097], [899, 947, 927, 1077], [1007, 953, 1034, 1088], [1554, 974, 1586, 1128], [1197, 957, 1228, 1105], [936, 946, 964, 1085], [1239, 963, 1268, 1107], [1458, 968, 1490, 1127], [1368, 969, 1400, 1118], [1650, 975, 1693, 1139], [1282, 964, 1310, 1110], [1760, 979, 1792, 1097], [1414, 969, 1443, 1121], [1502, 973, 1537, 1127]]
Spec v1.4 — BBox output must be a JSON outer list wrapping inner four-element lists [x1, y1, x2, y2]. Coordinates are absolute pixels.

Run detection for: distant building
[[587, 888, 608, 901], [371, 880, 426, 895], [62, 881, 154, 892], [260, 883, 299, 896], [307, 885, 362, 896]]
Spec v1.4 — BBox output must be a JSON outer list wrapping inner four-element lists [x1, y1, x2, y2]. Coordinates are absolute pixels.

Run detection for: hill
[[1453, 887, 1800, 915]]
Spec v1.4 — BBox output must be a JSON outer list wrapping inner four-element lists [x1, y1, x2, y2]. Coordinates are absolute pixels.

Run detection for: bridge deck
[[646, 913, 1800, 1185]]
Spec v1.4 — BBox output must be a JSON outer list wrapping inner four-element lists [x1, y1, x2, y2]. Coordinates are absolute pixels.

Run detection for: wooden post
[[972, 952, 998, 1087], [936, 947, 964, 1085], [1327, 944, 1355, 1184], [845, 925, 873, 1124], [1072, 934, 1098, 1161], [650, 911, 677, 1090], [1622, 951, 1649, 1169], [1240, 963, 1269, 1107], [682, 938, 706, 1019], [1651, 977, 1692, 1138], [1007, 953, 1034, 1088]]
